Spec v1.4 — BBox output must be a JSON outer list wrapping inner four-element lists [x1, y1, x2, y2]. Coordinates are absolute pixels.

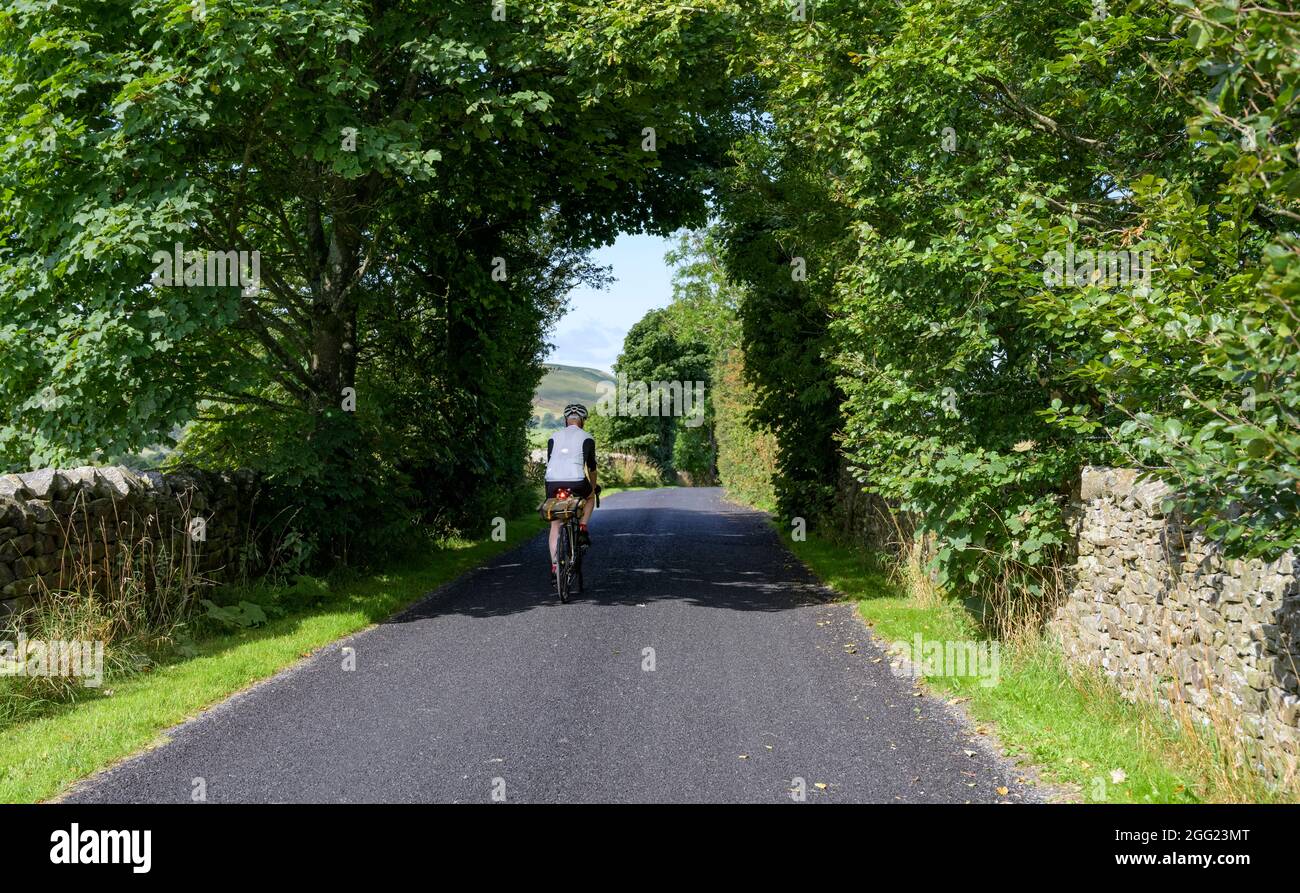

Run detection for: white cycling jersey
[[545, 424, 594, 481]]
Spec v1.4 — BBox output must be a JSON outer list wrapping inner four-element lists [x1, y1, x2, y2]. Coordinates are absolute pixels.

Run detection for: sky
[[544, 232, 678, 373]]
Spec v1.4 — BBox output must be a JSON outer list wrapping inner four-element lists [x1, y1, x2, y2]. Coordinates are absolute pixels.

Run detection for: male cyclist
[[544, 403, 597, 583]]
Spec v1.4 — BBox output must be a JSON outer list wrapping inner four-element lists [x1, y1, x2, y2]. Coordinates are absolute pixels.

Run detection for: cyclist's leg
[[545, 480, 574, 571], [548, 519, 562, 565], [575, 480, 595, 544]]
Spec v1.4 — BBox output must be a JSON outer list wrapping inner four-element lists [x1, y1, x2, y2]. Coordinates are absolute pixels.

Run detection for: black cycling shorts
[[546, 480, 592, 499]]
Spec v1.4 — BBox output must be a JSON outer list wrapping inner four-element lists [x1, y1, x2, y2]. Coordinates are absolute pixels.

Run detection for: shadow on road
[[388, 498, 834, 624]]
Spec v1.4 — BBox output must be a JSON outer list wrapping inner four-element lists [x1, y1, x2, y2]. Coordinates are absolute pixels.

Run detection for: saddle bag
[[538, 496, 581, 521]]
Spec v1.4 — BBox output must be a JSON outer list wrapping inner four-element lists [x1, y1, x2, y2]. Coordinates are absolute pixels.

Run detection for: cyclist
[[544, 403, 597, 583]]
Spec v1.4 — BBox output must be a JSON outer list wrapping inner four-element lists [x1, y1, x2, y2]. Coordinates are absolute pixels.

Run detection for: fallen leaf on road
[[996, 786, 1009, 796], [964, 750, 977, 758], [814, 782, 828, 791], [738, 754, 749, 760]]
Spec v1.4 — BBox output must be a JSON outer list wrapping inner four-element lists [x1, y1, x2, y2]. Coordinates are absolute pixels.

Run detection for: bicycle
[[543, 484, 599, 604]]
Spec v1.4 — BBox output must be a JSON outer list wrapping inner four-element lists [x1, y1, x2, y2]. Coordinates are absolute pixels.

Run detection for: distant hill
[[532, 364, 613, 429]]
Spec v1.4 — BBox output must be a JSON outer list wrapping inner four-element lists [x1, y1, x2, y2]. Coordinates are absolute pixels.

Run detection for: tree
[[0, 0, 747, 554], [606, 308, 710, 480], [715, 0, 1299, 620]]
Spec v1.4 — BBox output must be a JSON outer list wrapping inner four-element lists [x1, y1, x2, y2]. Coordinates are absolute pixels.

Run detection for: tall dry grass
[[874, 501, 1065, 643], [1155, 625, 1298, 801], [0, 492, 210, 718]]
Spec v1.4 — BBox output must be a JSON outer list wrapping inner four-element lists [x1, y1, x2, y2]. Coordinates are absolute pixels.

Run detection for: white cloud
[[547, 232, 677, 371]]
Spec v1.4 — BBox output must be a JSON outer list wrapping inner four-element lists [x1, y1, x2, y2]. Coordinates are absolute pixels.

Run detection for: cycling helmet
[[563, 403, 589, 421]]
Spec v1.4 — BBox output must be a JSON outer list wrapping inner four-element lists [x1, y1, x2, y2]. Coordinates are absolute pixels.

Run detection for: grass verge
[[0, 515, 544, 804], [784, 528, 1298, 804]]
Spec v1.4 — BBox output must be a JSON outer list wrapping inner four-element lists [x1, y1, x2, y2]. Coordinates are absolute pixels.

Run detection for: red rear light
[[556, 488, 570, 498]]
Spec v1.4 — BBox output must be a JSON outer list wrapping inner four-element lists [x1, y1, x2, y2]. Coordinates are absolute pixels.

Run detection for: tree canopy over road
[[2, 0, 1296, 597]]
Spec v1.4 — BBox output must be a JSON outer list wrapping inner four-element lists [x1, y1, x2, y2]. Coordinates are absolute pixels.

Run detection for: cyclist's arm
[[546, 437, 554, 462], [584, 438, 597, 489]]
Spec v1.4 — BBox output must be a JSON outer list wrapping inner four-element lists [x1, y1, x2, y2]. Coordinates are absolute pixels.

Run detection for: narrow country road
[[65, 488, 1036, 804]]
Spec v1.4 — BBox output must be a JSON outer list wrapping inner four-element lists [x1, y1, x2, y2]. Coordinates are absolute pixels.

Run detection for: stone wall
[[829, 461, 904, 554], [1052, 466, 1300, 782], [0, 466, 263, 623]]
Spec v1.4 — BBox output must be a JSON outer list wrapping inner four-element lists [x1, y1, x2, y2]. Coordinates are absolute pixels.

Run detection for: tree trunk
[[308, 303, 357, 417]]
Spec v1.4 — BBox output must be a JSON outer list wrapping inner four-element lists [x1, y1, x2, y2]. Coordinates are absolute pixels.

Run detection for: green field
[[532, 364, 613, 427]]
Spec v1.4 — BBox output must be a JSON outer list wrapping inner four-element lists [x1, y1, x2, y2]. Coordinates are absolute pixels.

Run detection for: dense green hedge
[[712, 347, 778, 512], [711, 0, 1299, 609]]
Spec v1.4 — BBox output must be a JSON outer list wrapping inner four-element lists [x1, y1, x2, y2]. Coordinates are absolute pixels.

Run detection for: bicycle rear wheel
[[556, 525, 572, 603]]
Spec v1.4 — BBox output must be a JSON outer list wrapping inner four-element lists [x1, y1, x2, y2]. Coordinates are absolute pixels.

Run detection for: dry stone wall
[[0, 466, 262, 623], [1052, 466, 1300, 783]]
